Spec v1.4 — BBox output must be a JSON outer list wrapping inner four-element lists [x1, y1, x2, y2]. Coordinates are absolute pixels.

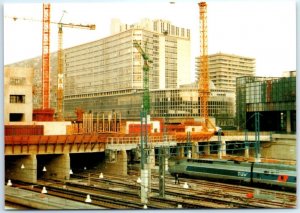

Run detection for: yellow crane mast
[[56, 19, 96, 121], [198, 2, 210, 131]]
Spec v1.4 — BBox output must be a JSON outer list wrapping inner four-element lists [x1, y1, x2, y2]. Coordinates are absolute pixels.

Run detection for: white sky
[[3, 0, 296, 79]]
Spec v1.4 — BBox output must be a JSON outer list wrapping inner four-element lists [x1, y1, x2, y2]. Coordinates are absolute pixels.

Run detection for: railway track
[[70, 171, 296, 208], [168, 177, 296, 208], [10, 181, 144, 209], [134, 169, 296, 203], [6, 170, 296, 209]]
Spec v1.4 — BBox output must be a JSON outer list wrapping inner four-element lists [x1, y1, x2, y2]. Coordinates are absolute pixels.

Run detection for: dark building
[[236, 72, 296, 132]]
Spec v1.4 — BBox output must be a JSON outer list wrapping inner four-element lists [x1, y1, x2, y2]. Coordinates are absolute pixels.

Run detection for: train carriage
[[252, 163, 296, 189], [169, 158, 296, 191]]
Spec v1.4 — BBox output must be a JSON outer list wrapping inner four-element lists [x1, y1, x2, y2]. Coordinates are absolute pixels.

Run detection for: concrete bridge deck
[[5, 131, 272, 155], [5, 132, 293, 185]]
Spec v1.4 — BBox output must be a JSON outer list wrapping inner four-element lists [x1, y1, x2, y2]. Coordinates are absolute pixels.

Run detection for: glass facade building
[[64, 86, 235, 129], [236, 73, 296, 132]]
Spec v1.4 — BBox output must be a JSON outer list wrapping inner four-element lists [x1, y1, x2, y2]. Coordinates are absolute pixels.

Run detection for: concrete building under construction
[[236, 71, 296, 132]]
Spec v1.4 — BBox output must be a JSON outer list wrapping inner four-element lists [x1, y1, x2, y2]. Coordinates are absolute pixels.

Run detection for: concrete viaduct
[[5, 132, 272, 184]]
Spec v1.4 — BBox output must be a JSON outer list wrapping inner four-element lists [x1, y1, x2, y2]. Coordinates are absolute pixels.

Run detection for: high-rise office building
[[65, 18, 191, 98], [196, 53, 255, 92], [8, 19, 191, 111]]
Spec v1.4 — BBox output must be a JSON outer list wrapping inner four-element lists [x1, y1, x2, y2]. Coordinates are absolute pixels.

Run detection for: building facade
[[4, 67, 33, 124], [65, 18, 191, 97], [5, 54, 58, 112], [8, 19, 191, 115], [236, 72, 296, 132], [196, 53, 255, 92], [64, 85, 236, 129]]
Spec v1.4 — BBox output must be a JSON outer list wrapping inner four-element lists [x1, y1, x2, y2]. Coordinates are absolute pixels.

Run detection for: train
[[169, 158, 297, 191]]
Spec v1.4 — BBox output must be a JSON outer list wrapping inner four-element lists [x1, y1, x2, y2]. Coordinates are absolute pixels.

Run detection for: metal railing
[[106, 135, 176, 144]]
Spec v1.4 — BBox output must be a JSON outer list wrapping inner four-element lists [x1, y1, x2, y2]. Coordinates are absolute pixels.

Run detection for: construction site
[[4, 1, 297, 210]]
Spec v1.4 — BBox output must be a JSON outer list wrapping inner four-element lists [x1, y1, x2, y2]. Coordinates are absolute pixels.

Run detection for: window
[[9, 113, 25, 122], [10, 95, 25, 103], [10, 77, 25, 85]]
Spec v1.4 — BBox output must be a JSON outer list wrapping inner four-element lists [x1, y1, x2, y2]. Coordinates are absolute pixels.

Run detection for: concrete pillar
[[22, 155, 37, 183], [102, 150, 128, 176], [192, 142, 198, 158], [255, 155, 261, 163], [148, 147, 155, 169], [204, 142, 210, 155], [218, 145, 222, 159], [134, 149, 141, 161], [165, 158, 169, 172], [218, 140, 226, 159], [140, 168, 149, 204], [286, 110, 291, 133], [6, 155, 37, 183], [145, 162, 152, 194], [221, 140, 226, 156], [188, 150, 192, 158], [43, 154, 70, 181], [245, 146, 249, 158], [178, 146, 184, 158], [118, 149, 128, 175]]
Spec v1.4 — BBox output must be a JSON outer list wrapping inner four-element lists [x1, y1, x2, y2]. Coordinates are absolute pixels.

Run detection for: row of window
[[10, 95, 25, 104], [10, 77, 26, 86]]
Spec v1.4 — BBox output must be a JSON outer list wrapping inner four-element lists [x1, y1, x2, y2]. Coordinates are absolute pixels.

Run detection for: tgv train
[[169, 158, 296, 191]]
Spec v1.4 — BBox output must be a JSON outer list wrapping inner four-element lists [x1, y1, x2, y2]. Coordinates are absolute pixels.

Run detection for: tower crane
[[198, 2, 210, 131], [6, 5, 96, 121], [56, 13, 96, 121], [133, 40, 152, 114], [42, 3, 51, 113]]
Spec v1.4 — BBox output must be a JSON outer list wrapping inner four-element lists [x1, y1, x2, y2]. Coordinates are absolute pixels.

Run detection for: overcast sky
[[3, 0, 296, 79]]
